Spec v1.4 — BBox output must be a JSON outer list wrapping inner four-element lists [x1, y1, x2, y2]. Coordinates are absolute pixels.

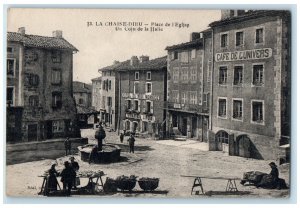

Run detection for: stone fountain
[[78, 144, 121, 163]]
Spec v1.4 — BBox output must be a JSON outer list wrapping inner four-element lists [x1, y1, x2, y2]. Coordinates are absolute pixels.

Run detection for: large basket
[[115, 176, 137, 191], [138, 178, 159, 191]]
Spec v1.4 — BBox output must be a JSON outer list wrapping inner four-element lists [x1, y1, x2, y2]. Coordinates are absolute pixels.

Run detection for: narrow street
[[6, 128, 289, 198]]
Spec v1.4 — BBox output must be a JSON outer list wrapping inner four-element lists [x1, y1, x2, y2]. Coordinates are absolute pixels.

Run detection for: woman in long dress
[[47, 164, 59, 192]]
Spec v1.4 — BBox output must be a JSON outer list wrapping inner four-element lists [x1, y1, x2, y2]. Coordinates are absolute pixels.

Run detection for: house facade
[[208, 10, 291, 160], [165, 30, 212, 141], [73, 81, 92, 108], [6, 27, 78, 142], [91, 76, 102, 111]]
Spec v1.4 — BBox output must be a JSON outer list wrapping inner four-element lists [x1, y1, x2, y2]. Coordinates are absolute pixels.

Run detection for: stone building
[[6, 27, 78, 142], [165, 30, 212, 141], [73, 81, 92, 107], [208, 10, 291, 161], [91, 76, 102, 111]]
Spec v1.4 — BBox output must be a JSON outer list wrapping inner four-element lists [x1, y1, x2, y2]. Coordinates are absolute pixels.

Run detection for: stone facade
[[208, 10, 291, 160]]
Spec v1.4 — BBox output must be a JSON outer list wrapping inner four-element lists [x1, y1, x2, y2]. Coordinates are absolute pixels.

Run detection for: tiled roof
[[165, 38, 203, 51], [73, 81, 92, 93], [209, 10, 290, 27], [7, 32, 78, 51], [76, 105, 98, 115], [99, 56, 167, 72]]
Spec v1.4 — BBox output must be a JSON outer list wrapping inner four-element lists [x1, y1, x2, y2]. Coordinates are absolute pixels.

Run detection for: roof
[[99, 56, 167, 72], [7, 32, 78, 51], [91, 76, 102, 82], [209, 10, 290, 28], [76, 105, 99, 115], [73, 81, 92, 93], [165, 38, 203, 51]]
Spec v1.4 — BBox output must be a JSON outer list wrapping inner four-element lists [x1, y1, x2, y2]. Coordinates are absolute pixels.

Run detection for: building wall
[[211, 14, 290, 159], [74, 92, 91, 107], [92, 79, 102, 111], [119, 69, 166, 136]]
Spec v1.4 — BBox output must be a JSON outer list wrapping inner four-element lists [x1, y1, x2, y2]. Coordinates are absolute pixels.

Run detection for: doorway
[[237, 135, 251, 158], [28, 124, 38, 142], [191, 117, 197, 138], [181, 118, 187, 136]]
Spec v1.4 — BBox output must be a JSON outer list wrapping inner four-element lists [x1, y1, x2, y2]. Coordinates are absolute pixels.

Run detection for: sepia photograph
[[5, 7, 292, 199]]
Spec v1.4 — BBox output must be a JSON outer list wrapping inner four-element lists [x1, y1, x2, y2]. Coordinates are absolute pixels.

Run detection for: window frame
[[232, 98, 243, 121], [189, 91, 197, 105], [218, 65, 228, 86], [145, 82, 152, 95], [172, 90, 179, 103], [52, 91, 62, 109], [252, 63, 265, 87], [251, 99, 265, 125], [135, 71, 140, 80], [51, 50, 62, 63], [51, 68, 62, 85], [190, 66, 197, 83], [181, 67, 189, 82], [133, 81, 139, 94], [233, 64, 244, 86], [220, 32, 229, 48], [217, 97, 227, 119], [181, 91, 188, 104], [7, 58, 16, 77], [191, 49, 196, 59], [146, 71, 151, 80], [7, 86, 14, 106], [254, 26, 265, 45], [173, 67, 179, 83], [235, 30, 244, 47]]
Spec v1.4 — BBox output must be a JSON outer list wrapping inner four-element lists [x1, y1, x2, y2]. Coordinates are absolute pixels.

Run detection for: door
[[46, 121, 53, 139], [181, 118, 187, 136], [237, 135, 251, 158], [202, 117, 208, 142], [191, 117, 197, 138], [28, 124, 38, 142]]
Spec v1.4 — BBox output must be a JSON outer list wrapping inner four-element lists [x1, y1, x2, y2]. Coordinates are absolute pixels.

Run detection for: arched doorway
[[236, 135, 251, 158], [216, 130, 229, 152], [132, 121, 139, 133]]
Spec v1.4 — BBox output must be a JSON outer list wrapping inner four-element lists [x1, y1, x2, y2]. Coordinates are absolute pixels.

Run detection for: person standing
[[127, 133, 135, 153], [70, 157, 80, 189], [64, 137, 71, 156], [60, 161, 76, 196], [119, 132, 124, 143], [95, 123, 106, 151], [46, 163, 59, 194]]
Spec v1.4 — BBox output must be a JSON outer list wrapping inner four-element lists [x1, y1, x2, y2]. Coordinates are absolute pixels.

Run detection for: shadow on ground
[[111, 143, 155, 152], [204, 190, 253, 196]]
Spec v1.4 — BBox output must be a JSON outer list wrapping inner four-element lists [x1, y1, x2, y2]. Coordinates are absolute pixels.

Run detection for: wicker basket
[[115, 176, 137, 191], [138, 178, 159, 191]]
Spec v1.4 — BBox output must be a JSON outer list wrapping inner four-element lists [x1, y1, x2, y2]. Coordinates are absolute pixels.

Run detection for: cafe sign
[[122, 93, 160, 101], [215, 48, 272, 62]]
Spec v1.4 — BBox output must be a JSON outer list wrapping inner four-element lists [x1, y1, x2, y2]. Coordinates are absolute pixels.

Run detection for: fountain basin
[[78, 144, 121, 163]]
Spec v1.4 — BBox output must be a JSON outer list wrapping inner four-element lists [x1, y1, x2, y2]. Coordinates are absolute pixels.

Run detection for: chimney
[[18, 27, 25, 35], [221, 10, 245, 19], [113, 60, 120, 65], [82, 83, 85, 88], [190, 32, 200, 41], [130, 56, 139, 66], [139, 55, 149, 63], [52, 30, 63, 38]]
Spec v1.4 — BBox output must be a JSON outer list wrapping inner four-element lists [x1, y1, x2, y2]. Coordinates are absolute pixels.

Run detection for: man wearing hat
[[60, 161, 76, 196], [127, 133, 136, 153], [70, 157, 80, 189], [95, 122, 106, 151]]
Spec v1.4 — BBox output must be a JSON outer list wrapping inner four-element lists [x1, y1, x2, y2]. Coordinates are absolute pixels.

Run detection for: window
[[253, 64, 264, 86], [181, 91, 187, 104], [102, 96, 106, 108], [134, 81, 139, 94], [7, 47, 13, 53], [108, 80, 112, 90], [191, 49, 196, 59], [134, 100, 139, 111], [146, 82, 152, 94], [172, 51, 179, 60], [51, 68, 61, 85], [7, 59, 15, 76], [52, 120, 64, 133], [217, 131, 229, 144], [221, 33, 228, 48], [203, 93, 210, 109], [233, 66, 243, 85], [218, 98, 227, 118], [232, 100, 243, 120], [219, 66, 227, 85], [126, 100, 132, 110], [190, 66, 197, 82], [180, 51, 189, 63], [107, 97, 112, 107], [173, 67, 179, 83], [235, 31, 244, 46], [79, 98, 84, 105], [181, 67, 189, 82], [7, 87, 14, 106], [135, 72, 139, 80], [146, 71, 151, 80], [255, 28, 264, 44], [29, 74, 39, 86], [51, 51, 62, 63], [146, 101, 151, 113], [29, 95, 39, 107], [252, 101, 264, 123], [52, 92, 62, 108], [172, 90, 179, 103], [189, 91, 197, 105]]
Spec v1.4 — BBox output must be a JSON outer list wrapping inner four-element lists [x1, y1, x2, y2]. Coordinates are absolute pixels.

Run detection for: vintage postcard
[[5, 8, 291, 198]]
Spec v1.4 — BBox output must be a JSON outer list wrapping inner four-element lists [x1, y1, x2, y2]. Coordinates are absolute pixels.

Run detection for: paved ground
[[6, 128, 290, 198]]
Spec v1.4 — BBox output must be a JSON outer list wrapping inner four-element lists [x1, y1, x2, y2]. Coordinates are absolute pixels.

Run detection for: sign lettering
[[215, 48, 272, 62]]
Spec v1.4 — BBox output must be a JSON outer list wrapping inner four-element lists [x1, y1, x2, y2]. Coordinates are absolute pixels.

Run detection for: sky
[[7, 8, 221, 83]]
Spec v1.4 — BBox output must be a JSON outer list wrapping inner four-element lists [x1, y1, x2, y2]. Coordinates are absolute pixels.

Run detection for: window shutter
[[150, 101, 154, 113], [138, 100, 141, 112]]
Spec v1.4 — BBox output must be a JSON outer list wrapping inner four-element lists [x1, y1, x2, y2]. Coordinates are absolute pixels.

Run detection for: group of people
[[119, 131, 135, 153], [47, 156, 80, 196]]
